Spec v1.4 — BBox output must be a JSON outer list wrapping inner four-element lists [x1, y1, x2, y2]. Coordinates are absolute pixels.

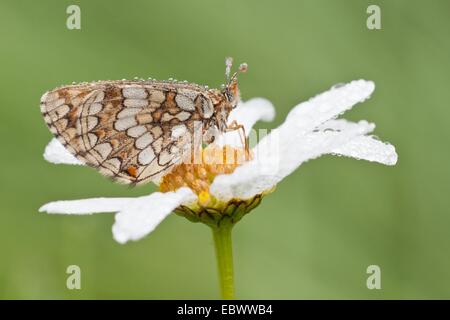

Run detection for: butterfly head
[[208, 58, 248, 132]]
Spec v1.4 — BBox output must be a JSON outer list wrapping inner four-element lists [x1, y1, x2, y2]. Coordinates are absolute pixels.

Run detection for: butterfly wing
[[40, 81, 212, 185]]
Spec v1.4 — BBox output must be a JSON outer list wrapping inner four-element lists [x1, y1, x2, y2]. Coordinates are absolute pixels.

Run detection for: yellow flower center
[[159, 145, 251, 195], [160, 145, 270, 228]]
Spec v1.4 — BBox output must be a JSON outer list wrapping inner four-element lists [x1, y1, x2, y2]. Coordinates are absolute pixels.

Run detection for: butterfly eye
[[225, 91, 234, 102]]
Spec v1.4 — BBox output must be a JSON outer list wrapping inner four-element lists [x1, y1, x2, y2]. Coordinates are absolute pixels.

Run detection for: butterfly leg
[[226, 120, 249, 159]]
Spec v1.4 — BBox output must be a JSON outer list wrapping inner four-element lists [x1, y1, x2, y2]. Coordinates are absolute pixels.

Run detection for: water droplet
[[331, 83, 345, 89]]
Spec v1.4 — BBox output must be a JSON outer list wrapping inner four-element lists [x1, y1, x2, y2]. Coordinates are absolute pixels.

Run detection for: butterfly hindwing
[[40, 81, 212, 185]]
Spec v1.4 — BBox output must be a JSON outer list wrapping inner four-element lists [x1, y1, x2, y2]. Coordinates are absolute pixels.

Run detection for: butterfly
[[40, 58, 247, 185]]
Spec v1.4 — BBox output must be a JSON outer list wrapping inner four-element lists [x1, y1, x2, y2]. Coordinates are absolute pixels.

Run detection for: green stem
[[212, 221, 234, 300]]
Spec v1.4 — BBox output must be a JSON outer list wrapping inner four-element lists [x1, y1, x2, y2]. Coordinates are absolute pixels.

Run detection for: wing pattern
[[40, 81, 216, 185]]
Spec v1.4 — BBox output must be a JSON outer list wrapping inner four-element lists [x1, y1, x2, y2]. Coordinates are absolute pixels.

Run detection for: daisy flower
[[39, 79, 397, 299]]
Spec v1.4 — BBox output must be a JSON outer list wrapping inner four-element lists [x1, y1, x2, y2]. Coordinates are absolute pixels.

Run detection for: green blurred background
[[1, 0, 449, 299]]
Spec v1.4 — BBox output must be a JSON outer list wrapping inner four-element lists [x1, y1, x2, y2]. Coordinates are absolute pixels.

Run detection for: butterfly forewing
[[40, 81, 216, 185]]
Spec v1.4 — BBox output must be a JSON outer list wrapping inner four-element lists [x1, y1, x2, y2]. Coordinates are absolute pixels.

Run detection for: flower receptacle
[[174, 193, 264, 229]]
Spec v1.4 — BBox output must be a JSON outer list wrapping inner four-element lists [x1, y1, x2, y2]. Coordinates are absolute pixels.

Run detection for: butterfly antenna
[[229, 62, 248, 84], [225, 57, 233, 83]]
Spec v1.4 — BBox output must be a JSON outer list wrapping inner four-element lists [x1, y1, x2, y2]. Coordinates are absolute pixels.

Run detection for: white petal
[[285, 80, 375, 134], [209, 80, 384, 201], [309, 119, 397, 165], [317, 118, 366, 131], [39, 188, 197, 244], [39, 197, 134, 215], [216, 98, 275, 147], [228, 98, 275, 131], [112, 188, 196, 244], [44, 138, 84, 165], [210, 120, 375, 201], [331, 135, 397, 165]]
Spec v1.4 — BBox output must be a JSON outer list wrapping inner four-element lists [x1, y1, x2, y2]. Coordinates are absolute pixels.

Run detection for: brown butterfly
[[40, 58, 247, 185]]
